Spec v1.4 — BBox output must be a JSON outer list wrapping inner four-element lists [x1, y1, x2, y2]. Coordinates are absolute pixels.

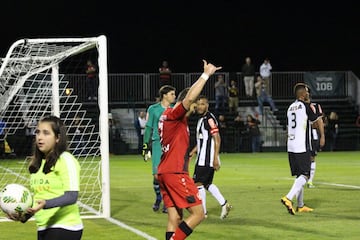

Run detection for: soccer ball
[[0, 183, 33, 218]]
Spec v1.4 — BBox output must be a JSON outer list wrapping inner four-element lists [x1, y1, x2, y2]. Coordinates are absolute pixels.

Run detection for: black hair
[[159, 85, 176, 100], [293, 83, 308, 97], [196, 95, 208, 102]]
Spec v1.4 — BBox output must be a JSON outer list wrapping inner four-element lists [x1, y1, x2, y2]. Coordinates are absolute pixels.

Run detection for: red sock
[[170, 221, 192, 240]]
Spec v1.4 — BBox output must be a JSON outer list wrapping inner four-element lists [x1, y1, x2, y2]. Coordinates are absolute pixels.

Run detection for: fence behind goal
[[0, 36, 110, 220]]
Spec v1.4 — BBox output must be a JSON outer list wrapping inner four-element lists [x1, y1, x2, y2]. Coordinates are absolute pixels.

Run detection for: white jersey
[[196, 112, 219, 167], [287, 99, 320, 153]]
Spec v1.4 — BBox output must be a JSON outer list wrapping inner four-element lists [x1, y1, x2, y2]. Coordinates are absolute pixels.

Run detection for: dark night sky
[[2, 1, 360, 75]]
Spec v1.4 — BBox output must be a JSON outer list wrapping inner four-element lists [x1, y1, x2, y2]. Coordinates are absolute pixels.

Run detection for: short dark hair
[[159, 85, 176, 100], [293, 83, 308, 97], [196, 95, 208, 102]]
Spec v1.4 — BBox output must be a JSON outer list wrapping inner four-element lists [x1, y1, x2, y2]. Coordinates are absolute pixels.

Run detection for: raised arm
[[182, 60, 222, 110]]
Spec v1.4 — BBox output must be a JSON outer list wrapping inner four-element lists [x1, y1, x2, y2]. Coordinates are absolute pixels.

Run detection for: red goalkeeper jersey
[[158, 103, 190, 174]]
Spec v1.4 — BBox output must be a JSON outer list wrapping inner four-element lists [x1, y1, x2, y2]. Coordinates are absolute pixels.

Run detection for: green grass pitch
[[1, 151, 360, 239]]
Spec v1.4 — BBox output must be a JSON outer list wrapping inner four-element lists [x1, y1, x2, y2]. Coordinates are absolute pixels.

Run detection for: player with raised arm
[[158, 60, 222, 240], [281, 83, 325, 215], [142, 85, 176, 213]]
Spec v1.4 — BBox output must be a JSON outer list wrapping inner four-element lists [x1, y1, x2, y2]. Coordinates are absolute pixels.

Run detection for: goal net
[[0, 35, 110, 220]]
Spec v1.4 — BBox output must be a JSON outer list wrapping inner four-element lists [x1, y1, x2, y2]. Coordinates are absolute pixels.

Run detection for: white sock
[[208, 184, 226, 206], [309, 161, 316, 182], [296, 187, 304, 207], [286, 175, 307, 200], [197, 186, 207, 213]]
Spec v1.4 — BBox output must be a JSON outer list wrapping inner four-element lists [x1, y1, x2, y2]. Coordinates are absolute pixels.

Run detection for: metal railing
[[63, 71, 359, 153], [65, 71, 359, 103]]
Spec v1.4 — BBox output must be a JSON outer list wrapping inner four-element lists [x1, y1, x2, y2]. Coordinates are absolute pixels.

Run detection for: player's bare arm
[[182, 60, 222, 110], [314, 117, 325, 147], [213, 132, 221, 171]]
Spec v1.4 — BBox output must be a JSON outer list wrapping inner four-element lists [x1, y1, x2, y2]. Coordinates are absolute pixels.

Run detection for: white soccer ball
[[0, 183, 33, 218]]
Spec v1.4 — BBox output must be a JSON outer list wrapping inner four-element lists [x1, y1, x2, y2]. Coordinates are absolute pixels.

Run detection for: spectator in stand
[[159, 60, 172, 87], [85, 60, 98, 101], [214, 75, 228, 115], [233, 114, 247, 152], [259, 58, 272, 95], [246, 114, 261, 153], [254, 75, 278, 115], [134, 111, 147, 154], [228, 80, 239, 114], [218, 115, 227, 153], [241, 57, 256, 98], [326, 111, 339, 151]]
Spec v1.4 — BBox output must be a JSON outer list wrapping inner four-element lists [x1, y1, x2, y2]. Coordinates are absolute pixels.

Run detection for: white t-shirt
[[138, 117, 147, 135], [260, 63, 272, 78]]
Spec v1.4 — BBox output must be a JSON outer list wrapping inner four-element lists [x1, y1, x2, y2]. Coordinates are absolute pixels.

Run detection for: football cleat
[[281, 196, 295, 215], [162, 206, 168, 214], [220, 202, 232, 219], [307, 182, 315, 188], [297, 205, 313, 213], [152, 201, 161, 212]]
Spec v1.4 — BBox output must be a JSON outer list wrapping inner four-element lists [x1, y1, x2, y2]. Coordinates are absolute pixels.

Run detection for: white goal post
[[0, 35, 110, 219]]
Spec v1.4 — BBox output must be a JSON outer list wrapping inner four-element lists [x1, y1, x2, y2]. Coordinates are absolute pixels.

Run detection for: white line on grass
[[315, 181, 360, 189], [106, 217, 158, 240], [282, 177, 360, 189]]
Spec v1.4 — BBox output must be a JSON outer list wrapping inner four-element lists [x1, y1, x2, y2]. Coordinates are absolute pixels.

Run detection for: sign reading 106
[[315, 81, 333, 91]]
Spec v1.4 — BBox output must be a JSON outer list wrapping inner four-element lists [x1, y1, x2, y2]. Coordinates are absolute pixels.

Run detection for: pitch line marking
[[282, 177, 360, 189], [106, 217, 158, 240]]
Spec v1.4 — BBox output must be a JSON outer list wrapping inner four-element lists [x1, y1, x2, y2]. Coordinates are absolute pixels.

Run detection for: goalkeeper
[[143, 85, 176, 213]]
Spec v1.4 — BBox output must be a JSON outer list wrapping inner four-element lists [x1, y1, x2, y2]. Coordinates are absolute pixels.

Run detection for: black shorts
[[193, 166, 215, 188], [38, 228, 83, 240], [288, 152, 311, 177]]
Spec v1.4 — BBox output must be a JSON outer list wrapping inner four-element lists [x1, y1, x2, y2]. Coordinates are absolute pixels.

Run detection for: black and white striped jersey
[[195, 112, 219, 167]]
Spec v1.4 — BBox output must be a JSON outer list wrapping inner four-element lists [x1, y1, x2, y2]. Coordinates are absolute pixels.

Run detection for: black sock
[[179, 221, 193, 236], [153, 178, 162, 202], [166, 232, 174, 240]]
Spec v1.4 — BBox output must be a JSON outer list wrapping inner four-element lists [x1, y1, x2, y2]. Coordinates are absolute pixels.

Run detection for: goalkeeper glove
[[142, 143, 150, 162]]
